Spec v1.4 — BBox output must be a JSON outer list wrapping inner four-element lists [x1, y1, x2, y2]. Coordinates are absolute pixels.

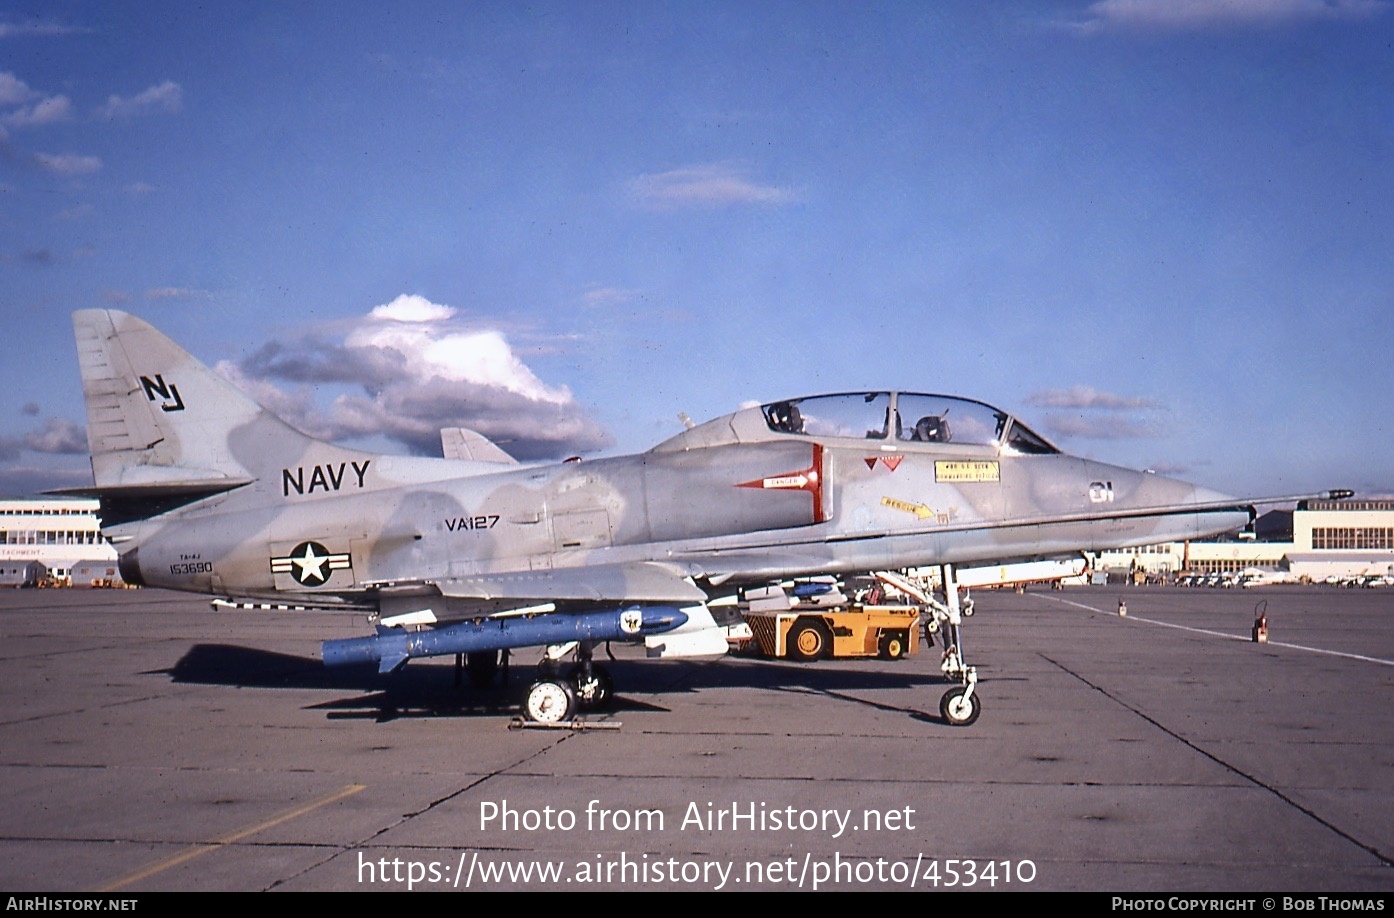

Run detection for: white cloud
[[97, 81, 182, 119], [0, 71, 70, 133], [145, 286, 214, 301], [0, 20, 85, 40], [0, 72, 35, 106], [5, 94, 70, 127], [1042, 413, 1163, 440], [630, 163, 799, 209], [1026, 385, 1168, 441], [230, 296, 611, 459], [1025, 385, 1162, 410], [582, 286, 643, 307], [1067, 0, 1387, 32], [32, 151, 100, 175], [346, 311, 572, 406], [54, 203, 94, 221], [368, 292, 456, 323], [22, 418, 87, 454]]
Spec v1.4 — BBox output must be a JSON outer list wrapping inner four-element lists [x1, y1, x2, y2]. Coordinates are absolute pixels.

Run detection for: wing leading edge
[[435, 561, 709, 604]]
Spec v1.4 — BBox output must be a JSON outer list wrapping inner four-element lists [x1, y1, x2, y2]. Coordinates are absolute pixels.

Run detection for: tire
[[878, 629, 909, 661], [787, 618, 831, 661], [568, 664, 614, 709], [524, 679, 575, 723], [939, 686, 981, 726]]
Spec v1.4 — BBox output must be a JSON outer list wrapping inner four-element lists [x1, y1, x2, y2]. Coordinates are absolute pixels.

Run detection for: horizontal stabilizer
[[46, 475, 255, 527], [47, 472, 253, 499], [439, 562, 708, 604]]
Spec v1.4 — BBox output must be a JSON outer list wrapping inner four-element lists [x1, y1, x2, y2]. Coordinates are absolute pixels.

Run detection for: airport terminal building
[[0, 499, 121, 587], [1097, 499, 1394, 583]]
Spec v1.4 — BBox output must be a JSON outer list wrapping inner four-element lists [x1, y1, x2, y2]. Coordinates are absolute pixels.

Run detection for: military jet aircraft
[[61, 310, 1349, 724]]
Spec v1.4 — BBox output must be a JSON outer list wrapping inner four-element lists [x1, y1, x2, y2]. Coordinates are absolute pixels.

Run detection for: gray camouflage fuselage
[[70, 310, 1253, 622]]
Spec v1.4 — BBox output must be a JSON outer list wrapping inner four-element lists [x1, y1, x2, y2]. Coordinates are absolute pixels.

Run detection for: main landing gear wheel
[[940, 685, 981, 727], [524, 679, 576, 723], [568, 663, 614, 710], [787, 618, 831, 661]]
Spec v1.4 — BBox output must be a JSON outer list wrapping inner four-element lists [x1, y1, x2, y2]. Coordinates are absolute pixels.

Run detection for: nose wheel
[[939, 676, 980, 726]]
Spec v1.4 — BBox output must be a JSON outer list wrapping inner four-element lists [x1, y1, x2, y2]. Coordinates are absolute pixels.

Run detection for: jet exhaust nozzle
[[321, 605, 689, 672]]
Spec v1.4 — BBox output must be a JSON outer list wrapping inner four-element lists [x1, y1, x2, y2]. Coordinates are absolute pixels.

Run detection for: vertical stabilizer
[[73, 309, 304, 491]]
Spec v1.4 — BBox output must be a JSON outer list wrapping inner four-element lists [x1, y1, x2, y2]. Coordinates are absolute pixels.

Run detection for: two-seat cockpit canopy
[[654, 391, 1059, 455]]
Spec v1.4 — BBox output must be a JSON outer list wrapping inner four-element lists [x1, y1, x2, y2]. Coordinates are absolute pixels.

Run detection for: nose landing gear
[[918, 563, 981, 727]]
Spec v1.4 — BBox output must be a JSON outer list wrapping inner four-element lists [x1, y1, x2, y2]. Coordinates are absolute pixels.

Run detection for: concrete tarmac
[[0, 584, 1391, 892]]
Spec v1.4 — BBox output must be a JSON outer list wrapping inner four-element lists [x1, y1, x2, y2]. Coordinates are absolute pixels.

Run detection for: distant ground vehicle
[[735, 576, 922, 662], [742, 603, 922, 661]]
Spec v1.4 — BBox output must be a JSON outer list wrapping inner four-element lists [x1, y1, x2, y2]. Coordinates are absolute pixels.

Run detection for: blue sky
[[2, 0, 1391, 500]]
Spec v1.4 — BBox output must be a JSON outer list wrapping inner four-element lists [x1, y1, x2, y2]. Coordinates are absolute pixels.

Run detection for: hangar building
[[1097, 499, 1394, 583]]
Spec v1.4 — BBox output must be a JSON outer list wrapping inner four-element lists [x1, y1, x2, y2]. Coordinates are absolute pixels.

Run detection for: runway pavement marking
[[96, 783, 366, 892], [1037, 594, 1394, 668]]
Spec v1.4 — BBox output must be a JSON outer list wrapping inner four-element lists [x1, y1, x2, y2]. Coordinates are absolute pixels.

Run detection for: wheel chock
[[508, 717, 623, 731]]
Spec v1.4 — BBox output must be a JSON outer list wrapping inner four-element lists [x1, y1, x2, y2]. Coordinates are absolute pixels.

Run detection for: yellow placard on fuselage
[[934, 460, 999, 483]]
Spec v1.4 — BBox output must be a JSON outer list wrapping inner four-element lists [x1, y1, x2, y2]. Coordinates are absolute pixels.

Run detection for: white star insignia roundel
[[270, 541, 352, 586]]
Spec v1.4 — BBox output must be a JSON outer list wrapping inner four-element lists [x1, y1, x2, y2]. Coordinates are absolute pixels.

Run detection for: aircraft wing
[[436, 561, 709, 604]]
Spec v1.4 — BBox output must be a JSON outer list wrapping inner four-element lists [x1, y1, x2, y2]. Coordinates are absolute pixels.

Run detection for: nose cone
[[1143, 473, 1249, 543], [1092, 463, 1249, 546], [1187, 483, 1251, 538]]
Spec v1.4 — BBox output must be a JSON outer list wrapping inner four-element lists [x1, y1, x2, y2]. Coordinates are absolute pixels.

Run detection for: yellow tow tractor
[[738, 576, 922, 661]]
